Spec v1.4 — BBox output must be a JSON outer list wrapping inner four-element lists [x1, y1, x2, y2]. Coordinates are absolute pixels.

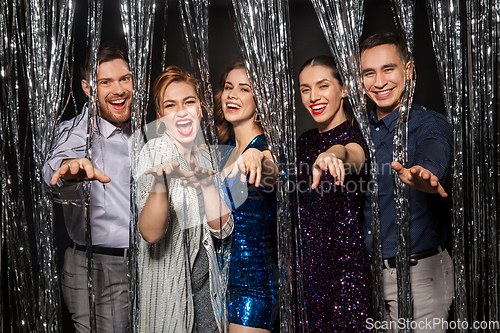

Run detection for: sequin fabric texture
[[221, 134, 279, 330], [296, 121, 372, 332]]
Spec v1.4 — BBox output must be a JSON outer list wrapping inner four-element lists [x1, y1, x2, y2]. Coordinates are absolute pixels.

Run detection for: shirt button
[[375, 127, 380, 131]]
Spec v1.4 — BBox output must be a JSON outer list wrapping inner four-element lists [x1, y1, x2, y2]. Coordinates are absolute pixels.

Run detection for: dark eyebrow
[[382, 63, 397, 69], [300, 78, 331, 88], [97, 73, 131, 83], [316, 78, 331, 85], [361, 68, 374, 75], [362, 63, 398, 75]]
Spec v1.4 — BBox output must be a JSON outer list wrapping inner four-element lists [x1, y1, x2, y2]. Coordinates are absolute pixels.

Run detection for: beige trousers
[[383, 248, 454, 333]]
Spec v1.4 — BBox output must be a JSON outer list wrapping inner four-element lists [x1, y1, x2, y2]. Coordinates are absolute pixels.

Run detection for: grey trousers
[[383, 248, 454, 333], [61, 247, 129, 333]]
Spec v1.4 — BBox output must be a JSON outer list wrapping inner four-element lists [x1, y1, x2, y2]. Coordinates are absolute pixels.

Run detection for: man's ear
[[405, 60, 416, 81], [81, 79, 90, 97]]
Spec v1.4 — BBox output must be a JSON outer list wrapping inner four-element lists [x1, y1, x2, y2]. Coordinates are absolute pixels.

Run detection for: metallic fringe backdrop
[[17, 0, 75, 331], [229, 0, 297, 331], [0, 1, 499, 332], [465, 0, 500, 332], [0, 1, 37, 331], [425, 0, 468, 331], [307, 1, 389, 331], [119, 0, 156, 330]]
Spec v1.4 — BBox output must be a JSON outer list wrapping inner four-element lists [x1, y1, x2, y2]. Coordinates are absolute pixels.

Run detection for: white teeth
[[311, 104, 326, 110], [226, 103, 240, 109], [176, 120, 192, 126], [110, 99, 125, 104], [375, 90, 392, 95]]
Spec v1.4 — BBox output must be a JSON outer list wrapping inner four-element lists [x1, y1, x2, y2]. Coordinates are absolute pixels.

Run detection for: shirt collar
[[369, 106, 403, 134], [83, 104, 131, 138]]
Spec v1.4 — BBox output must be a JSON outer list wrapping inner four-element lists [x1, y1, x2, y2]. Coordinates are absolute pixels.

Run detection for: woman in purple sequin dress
[[296, 56, 372, 332]]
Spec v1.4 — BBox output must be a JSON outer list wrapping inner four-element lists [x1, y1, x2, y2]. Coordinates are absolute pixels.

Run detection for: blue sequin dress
[[297, 121, 372, 332], [221, 134, 278, 330]]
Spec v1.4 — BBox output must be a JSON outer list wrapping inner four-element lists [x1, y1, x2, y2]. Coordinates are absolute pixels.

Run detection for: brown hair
[[298, 55, 354, 125], [80, 41, 129, 81], [360, 32, 410, 63], [214, 59, 263, 144]]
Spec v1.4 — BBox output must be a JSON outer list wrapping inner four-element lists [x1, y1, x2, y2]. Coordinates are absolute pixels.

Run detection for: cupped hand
[[51, 158, 110, 185], [188, 157, 216, 187], [144, 161, 194, 180]]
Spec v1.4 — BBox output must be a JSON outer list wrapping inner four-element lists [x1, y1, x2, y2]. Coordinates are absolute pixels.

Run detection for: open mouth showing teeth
[[311, 104, 327, 115], [109, 98, 126, 109], [375, 89, 393, 95], [226, 103, 240, 112], [176, 119, 193, 136]]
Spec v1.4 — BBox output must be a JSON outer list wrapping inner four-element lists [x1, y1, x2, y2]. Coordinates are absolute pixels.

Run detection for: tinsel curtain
[[0, 0, 75, 331], [118, 0, 155, 330], [425, 1, 468, 331], [1, 1, 500, 332], [0, 1, 37, 331], [464, 0, 499, 331], [229, 0, 297, 331]]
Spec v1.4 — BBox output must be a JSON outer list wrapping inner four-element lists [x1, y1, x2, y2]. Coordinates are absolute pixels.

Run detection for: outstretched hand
[[228, 148, 265, 187], [188, 157, 216, 187], [144, 159, 216, 187], [50, 158, 110, 185], [144, 161, 194, 180], [311, 152, 345, 189], [391, 161, 448, 197]]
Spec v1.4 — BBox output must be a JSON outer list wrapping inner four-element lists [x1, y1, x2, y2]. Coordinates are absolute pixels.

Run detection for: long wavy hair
[[214, 59, 263, 144]]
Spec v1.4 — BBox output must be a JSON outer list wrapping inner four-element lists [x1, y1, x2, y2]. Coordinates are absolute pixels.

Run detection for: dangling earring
[[254, 112, 261, 123], [156, 119, 166, 135]]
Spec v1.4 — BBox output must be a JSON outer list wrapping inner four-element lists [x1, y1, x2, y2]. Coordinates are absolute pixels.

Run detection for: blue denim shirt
[[363, 104, 453, 258]]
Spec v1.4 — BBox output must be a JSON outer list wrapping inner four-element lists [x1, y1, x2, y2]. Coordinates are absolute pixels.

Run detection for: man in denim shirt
[[361, 32, 453, 333]]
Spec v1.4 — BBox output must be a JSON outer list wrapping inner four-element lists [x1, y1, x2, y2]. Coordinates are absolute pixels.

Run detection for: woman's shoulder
[[333, 121, 366, 145], [245, 133, 268, 152]]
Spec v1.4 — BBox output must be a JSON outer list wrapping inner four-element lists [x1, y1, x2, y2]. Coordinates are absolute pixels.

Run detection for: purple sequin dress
[[297, 121, 372, 332]]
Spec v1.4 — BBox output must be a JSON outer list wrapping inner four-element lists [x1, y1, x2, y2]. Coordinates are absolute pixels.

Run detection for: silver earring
[[254, 112, 261, 123]]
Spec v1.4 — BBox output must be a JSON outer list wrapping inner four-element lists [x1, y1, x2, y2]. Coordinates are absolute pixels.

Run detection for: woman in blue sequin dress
[[296, 56, 372, 332], [214, 60, 278, 332]]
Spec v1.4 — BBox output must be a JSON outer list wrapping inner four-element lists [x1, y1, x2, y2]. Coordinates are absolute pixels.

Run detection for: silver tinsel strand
[[230, 0, 297, 331]]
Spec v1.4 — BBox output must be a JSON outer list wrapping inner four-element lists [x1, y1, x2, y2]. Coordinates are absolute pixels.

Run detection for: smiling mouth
[[226, 102, 241, 113], [109, 98, 127, 110], [311, 103, 327, 115], [374, 88, 393, 96], [176, 119, 193, 136]]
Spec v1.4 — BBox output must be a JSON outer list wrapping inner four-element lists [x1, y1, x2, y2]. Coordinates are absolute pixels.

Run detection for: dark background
[[58, 0, 445, 331]]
